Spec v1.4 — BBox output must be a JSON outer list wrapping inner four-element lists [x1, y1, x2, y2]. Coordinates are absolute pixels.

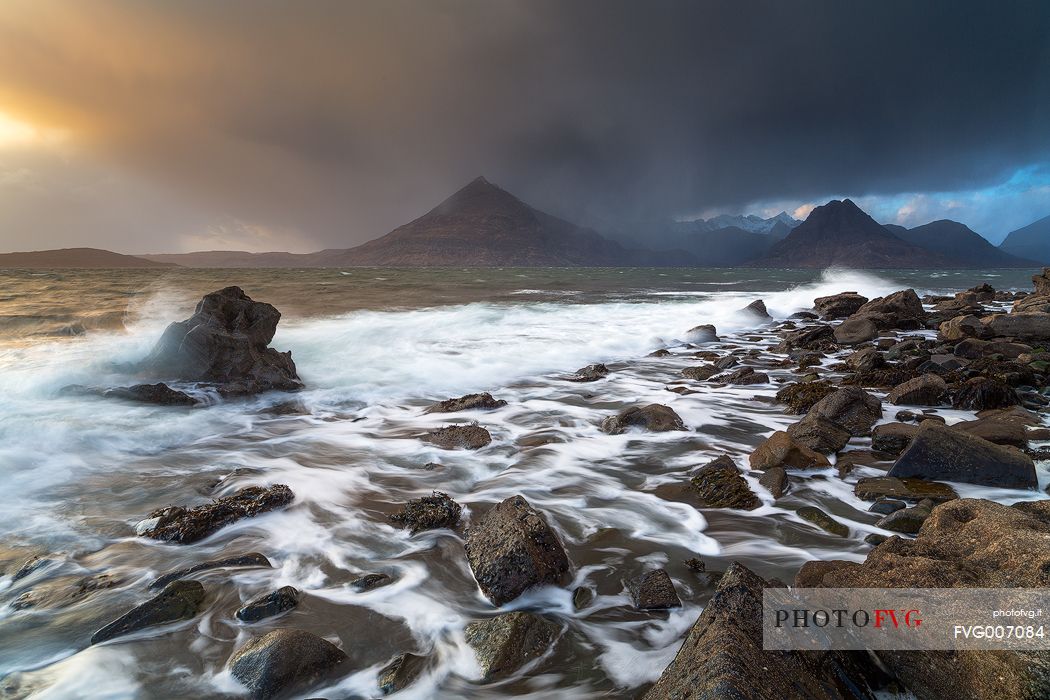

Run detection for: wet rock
[[236, 586, 301, 623], [951, 377, 1019, 411], [681, 364, 719, 381], [854, 289, 926, 329], [938, 314, 988, 341], [571, 586, 594, 610], [807, 386, 882, 436], [103, 383, 199, 406], [814, 291, 869, 319], [228, 628, 347, 700], [888, 422, 1036, 489], [566, 363, 610, 382], [465, 611, 560, 681], [833, 315, 878, 345], [799, 499, 1050, 699], [868, 498, 906, 515], [684, 324, 719, 343], [749, 431, 830, 470], [424, 392, 507, 413], [886, 373, 948, 406], [351, 573, 392, 591], [740, 299, 771, 320], [91, 580, 205, 644], [871, 422, 919, 455], [138, 485, 294, 544], [953, 337, 1031, 360], [875, 502, 931, 534], [786, 413, 851, 454], [864, 533, 888, 546], [712, 366, 769, 385], [797, 506, 849, 537], [778, 324, 834, 351], [139, 286, 302, 397], [1032, 268, 1050, 295], [600, 404, 686, 434], [464, 495, 570, 606], [983, 311, 1050, 341], [11, 572, 123, 611], [643, 562, 873, 700], [688, 455, 760, 510], [12, 555, 53, 582], [389, 491, 462, 533], [775, 380, 835, 414], [712, 354, 738, 369], [758, 465, 789, 498], [422, 424, 492, 449], [648, 348, 672, 358], [626, 569, 681, 610], [854, 476, 958, 503], [846, 346, 884, 372], [953, 412, 1029, 448], [150, 552, 272, 589], [378, 652, 428, 695]]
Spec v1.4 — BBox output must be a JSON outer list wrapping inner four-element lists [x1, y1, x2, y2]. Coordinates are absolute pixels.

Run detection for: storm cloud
[[0, 0, 1047, 252]]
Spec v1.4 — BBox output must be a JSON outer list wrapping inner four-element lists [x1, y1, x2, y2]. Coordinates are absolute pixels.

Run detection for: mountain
[[0, 248, 176, 269], [751, 199, 961, 268], [1000, 214, 1050, 263], [326, 177, 658, 266], [681, 211, 799, 235], [891, 220, 1037, 268], [141, 250, 315, 268]]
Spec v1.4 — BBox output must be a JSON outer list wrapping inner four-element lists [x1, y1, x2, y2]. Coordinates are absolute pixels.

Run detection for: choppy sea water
[[0, 266, 1045, 699]]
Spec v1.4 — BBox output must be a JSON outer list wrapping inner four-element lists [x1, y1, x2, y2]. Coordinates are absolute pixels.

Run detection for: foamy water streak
[[0, 267, 1044, 698]]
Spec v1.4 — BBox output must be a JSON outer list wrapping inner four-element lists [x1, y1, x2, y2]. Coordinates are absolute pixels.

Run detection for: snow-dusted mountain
[[680, 211, 800, 234]]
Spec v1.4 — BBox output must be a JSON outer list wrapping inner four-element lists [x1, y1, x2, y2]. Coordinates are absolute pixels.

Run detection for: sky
[[0, 0, 1047, 254]]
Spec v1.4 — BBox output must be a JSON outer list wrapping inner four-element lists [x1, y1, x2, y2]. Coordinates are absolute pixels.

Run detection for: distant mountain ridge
[[891, 219, 1036, 268], [1000, 214, 1050, 263], [0, 247, 175, 269], [681, 211, 799, 234]]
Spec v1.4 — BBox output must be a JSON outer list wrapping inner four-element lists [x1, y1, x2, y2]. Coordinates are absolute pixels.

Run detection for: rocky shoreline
[[6, 273, 1050, 698]]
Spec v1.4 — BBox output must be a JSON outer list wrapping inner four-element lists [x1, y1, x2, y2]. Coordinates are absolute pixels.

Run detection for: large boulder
[[643, 562, 874, 700], [140, 286, 302, 396], [1032, 268, 1050, 296], [236, 586, 301, 623], [90, 580, 205, 644], [982, 312, 1050, 341], [626, 569, 681, 610], [846, 346, 884, 373], [228, 628, 347, 699], [464, 495, 570, 606], [422, 424, 492, 449], [749, 431, 830, 470], [774, 381, 835, 414], [685, 324, 719, 343], [814, 292, 869, 319], [778, 324, 834, 351], [886, 373, 948, 406], [951, 377, 1019, 411], [796, 499, 1050, 700], [740, 299, 772, 320], [833, 316, 878, 345], [953, 411, 1029, 448], [786, 413, 851, 454], [807, 386, 882, 436], [887, 422, 1036, 489], [689, 455, 760, 509], [853, 289, 926, 329], [389, 491, 462, 533], [871, 422, 920, 455], [854, 476, 958, 503], [939, 314, 988, 341], [465, 612, 559, 681], [600, 404, 686, 434], [137, 485, 294, 544]]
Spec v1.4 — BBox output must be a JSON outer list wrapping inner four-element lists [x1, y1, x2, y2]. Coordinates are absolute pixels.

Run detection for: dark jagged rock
[[775, 381, 835, 414], [572, 586, 594, 610], [139, 286, 302, 397], [464, 495, 570, 606], [138, 486, 294, 544], [712, 366, 769, 385], [778, 324, 834, 351], [465, 612, 559, 681], [351, 573, 392, 591], [643, 562, 874, 700], [846, 345, 884, 372], [600, 404, 686, 434], [758, 465, 789, 498], [566, 363, 610, 382], [797, 506, 849, 537], [626, 569, 681, 610], [786, 413, 851, 454], [807, 386, 882, 436], [150, 552, 272, 589], [797, 499, 1050, 700], [814, 291, 868, 319], [12, 555, 53, 582], [888, 422, 1036, 489], [378, 652, 428, 695], [228, 628, 347, 700], [854, 476, 958, 503], [422, 424, 492, 449], [886, 373, 948, 406], [91, 580, 205, 644], [871, 422, 919, 455], [869, 498, 906, 515], [951, 377, 1019, 411], [681, 364, 719, 381], [833, 315, 878, 345], [685, 324, 719, 343], [236, 586, 301, 623], [389, 491, 462, 533], [103, 383, 199, 406], [689, 455, 760, 509], [424, 392, 507, 413], [713, 354, 738, 370], [749, 431, 830, 470], [853, 289, 926, 329], [954, 412, 1029, 448], [740, 299, 771, 319]]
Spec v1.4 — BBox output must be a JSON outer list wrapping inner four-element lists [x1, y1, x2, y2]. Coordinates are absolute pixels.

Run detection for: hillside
[[891, 220, 1036, 268], [1000, 214, 1050, 263], [0, 248, 176, 269]]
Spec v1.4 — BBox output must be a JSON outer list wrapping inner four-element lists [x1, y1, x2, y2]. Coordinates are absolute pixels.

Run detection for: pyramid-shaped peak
[[434, 176, 526, 216]]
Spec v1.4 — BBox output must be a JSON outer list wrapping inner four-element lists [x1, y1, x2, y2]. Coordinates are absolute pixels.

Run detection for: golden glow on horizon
[[0, 109, 67, 148]]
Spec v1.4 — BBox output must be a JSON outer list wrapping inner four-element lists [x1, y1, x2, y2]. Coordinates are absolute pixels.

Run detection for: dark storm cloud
[[0, 0, 1047, 251]]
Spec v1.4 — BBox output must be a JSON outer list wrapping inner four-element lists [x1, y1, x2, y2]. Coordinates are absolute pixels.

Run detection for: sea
[[0, 266, 1046, 699]]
